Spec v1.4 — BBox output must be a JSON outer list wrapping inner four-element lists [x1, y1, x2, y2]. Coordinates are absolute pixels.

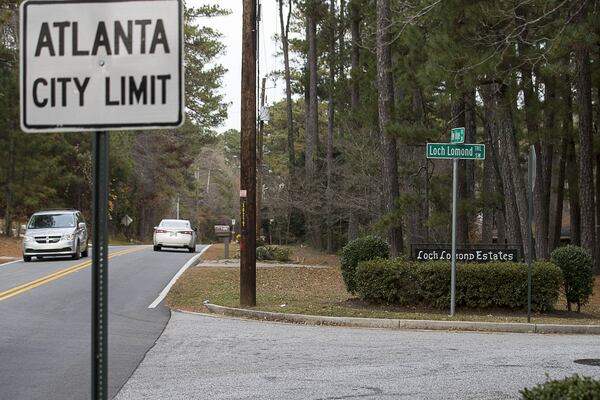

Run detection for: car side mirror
[[78, 222, 86, 229], [20, 224, 27, 235]]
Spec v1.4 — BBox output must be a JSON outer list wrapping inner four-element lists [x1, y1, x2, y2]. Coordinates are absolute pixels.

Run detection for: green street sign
[[426, 143, 485, 160], [451, 127, 465, 144]]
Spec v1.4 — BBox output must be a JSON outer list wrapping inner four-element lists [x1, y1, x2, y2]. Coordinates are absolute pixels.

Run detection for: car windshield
[[160, 220, 190, 229], [28, 213, 75, 229]]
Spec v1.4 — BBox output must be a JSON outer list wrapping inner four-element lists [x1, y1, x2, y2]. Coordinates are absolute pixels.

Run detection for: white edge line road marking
[[0, 259, 23, 267], [148, 245, 211, 309]]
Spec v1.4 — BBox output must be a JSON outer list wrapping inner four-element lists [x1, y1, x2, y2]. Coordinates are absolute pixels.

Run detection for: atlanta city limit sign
[[20, 0, 184, 132]]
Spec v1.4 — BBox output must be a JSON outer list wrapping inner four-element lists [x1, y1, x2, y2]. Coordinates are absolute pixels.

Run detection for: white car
[[153, 219, 197, 253]]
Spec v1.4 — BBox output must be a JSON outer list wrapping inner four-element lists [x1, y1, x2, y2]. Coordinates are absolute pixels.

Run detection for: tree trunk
[[4, 131, 15, 237], [497, 83, 531, 259], [574, 41, 597, 268], [326, 0, 335, 253], [348, 213, 359, 242], [347, 0, 362, 242], [376, 0, 403, 255], [451, 93, 468, 244], [305, 10, 318, 179], [409, 87, 428, 243], [256, 78, 266, 238], [464, 89, 476, 241], [305, 4, 321, 249], [533, 80, 555, 260], [481, 100, 495, 244], [350, 0, 361, 124], [279, 0, 295, 179], [567, 137, 581, 246], [487, 84, 523, 252], [595, 43, 600, 266], [549, 137, 567, 251]]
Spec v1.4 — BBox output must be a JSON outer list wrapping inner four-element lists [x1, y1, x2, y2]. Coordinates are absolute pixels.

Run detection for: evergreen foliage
[[340, 235, 389, 294], [0, 3, 233, 239], [550, 246, 595, 312], [355, 259, 562, 311], [520, 375, 600, 400]]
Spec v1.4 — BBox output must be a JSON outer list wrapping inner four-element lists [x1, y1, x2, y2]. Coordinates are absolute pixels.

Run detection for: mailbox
[[214, 225, 231, 237]]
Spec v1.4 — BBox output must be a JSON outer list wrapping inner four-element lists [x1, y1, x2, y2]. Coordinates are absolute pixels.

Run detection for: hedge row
[[355, 259, 563, 311]]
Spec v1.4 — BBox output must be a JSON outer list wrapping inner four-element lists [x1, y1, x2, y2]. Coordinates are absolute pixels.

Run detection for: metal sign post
[[426, 128, 486, 317], [527, 145, 536, 323], [450, 158, 458, 316], [91, 131, 109, 399]]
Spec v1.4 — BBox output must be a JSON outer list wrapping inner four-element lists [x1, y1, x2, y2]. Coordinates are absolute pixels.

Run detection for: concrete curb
[[204, 304, 600, 335]]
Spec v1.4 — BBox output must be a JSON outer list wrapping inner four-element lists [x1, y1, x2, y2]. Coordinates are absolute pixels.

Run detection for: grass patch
[[202, 242, 240, 260], [167, 264, 600, 325]]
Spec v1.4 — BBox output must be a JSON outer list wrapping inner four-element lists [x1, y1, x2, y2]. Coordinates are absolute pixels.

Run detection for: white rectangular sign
[[20, 0, 184, 132]]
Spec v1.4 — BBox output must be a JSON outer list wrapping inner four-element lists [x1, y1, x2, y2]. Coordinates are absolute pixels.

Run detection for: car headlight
[[62, 233, 75, 240], [23, 235, 35, 242]]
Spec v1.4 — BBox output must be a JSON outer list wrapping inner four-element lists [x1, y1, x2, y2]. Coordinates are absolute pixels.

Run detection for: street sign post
[[427, 132, 486, 317], [527, 145, 536, 323], [450, 127, 465, 144], [20, 1, 183, 399]]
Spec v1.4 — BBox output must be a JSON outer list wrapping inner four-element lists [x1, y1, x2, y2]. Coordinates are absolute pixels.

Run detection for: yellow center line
[[0, 247, 135, 297], [0, 246, 146, 302]]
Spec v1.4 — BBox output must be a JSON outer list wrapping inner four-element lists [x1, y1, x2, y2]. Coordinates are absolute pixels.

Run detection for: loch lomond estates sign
[[410, 245, 520, 262]]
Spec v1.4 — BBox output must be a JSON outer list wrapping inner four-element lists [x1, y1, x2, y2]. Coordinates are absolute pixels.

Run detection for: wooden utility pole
[[240, 0, 257, 306], [256, 77, 266, 239]]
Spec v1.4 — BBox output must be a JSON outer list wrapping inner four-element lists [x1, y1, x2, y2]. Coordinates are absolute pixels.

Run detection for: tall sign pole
[[527, 145, 536, 322], [426, 127, 485, 317], [240, 0, 257, 306], [450, 157, 458, 316], [91, 131, 109, 399]]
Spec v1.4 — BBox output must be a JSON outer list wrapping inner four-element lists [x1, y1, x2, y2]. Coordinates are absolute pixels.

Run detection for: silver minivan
[[22, 209, 89, 262]]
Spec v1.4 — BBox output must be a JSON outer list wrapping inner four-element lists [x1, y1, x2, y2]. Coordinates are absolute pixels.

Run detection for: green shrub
[[520, 374, 600, 399], [256, 245, 290, 262], [354, 259, 562, 311], [340, 236, 389, 294], [550, 246, 594, 312]]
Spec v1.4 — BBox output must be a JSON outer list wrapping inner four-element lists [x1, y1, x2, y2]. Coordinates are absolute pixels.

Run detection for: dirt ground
[[0, 236, 22, 258]]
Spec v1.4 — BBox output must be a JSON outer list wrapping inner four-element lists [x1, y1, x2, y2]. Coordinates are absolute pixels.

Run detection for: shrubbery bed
[[256, 245, 291, 262], [520, 374, 600, 399], [355, 259, 562, 311]]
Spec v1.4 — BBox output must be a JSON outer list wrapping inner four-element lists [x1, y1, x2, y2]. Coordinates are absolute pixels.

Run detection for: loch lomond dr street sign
[[20, 0, 184, 132], [426, 143, 485, 160]]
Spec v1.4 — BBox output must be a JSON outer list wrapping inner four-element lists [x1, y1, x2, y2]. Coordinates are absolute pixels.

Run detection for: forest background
[[1, 0, 599, 269]]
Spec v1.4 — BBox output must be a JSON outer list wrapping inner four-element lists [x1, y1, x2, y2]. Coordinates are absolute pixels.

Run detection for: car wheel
[[153, 245, 161, 251], [23, 255, 32, 262], [72, 242, 81, 260], [82, 244, 89, 258], [188, 245, 196, 253]]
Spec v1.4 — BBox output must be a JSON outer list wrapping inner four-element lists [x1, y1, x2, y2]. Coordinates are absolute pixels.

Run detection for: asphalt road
[[117, 312, 600, 400], [0, 245, 206, 400]]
